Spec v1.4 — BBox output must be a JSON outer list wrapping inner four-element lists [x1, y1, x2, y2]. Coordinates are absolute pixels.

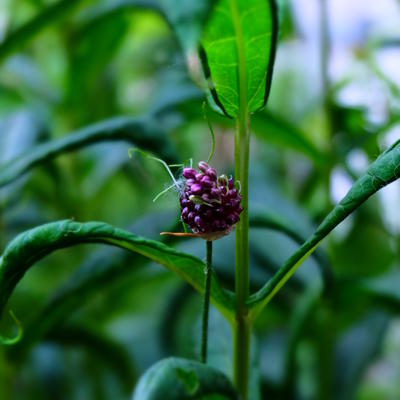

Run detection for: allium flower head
[[180, 161, 243, 240]]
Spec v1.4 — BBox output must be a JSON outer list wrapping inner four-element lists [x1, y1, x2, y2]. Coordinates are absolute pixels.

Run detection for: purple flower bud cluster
[[180, 161, 243, 238]]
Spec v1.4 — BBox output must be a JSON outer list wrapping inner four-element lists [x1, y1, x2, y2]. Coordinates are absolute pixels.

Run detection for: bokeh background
[[0, 0, 400, 399]]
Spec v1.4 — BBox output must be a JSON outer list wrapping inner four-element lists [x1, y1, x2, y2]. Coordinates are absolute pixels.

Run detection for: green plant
[[1, 1, 400, 399]]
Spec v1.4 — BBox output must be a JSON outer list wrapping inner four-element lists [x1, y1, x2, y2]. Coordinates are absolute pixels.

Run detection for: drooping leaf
[[0, 0, 84, 62], [0, 220, 235, 339], [9, 212, 180, 356], [0, 116, 176, 188], [249, 139, 400, 318], [8, 246, 142, 356], [200, 0, 278, 117], [132, 357, 237, 399]]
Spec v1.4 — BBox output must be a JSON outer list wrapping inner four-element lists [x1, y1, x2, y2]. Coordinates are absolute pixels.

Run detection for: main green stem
[[201, 240, 213, 363], [233, 98, 250, 400], [229, 0, 251, 396]]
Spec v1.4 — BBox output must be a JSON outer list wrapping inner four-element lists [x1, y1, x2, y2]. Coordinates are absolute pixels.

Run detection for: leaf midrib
[[229, 0, 248, 115]]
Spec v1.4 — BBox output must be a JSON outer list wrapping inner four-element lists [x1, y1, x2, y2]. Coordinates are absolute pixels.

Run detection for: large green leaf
[[9, 212, 180, 356], [248, 139, 400, 318], [0, 116, 176, 188], [0, 220, 235, 343], [9, 211, 304, 358], [200, 0, 278, 117], [132, 357, 237, 399]]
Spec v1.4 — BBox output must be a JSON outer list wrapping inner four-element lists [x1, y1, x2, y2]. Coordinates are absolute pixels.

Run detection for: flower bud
[[206, 168, 217, 180], [182, 168, 197, 179], [198, 161, 209, 172], [179, 161, 243, 239]]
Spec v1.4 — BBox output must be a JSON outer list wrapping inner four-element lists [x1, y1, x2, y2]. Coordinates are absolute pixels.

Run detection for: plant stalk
[[201, 240, 213, 363], [233, 112, 250, 398], [230, 0, 251, 396]]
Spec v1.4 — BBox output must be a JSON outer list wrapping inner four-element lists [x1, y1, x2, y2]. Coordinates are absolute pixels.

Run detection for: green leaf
[[10, 212, 179, 356], [132, 357, 237, 399], [0, 116, 176, 188], [248, 139, 400, 319], [66, 12, 131, 121], [200, 0, 278, 117], [0, 221, 235, 335], [0, 0, 85, 62]]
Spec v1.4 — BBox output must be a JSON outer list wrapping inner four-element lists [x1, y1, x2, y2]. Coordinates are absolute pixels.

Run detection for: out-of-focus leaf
[[334, 311, 389, 400], [0, 110, 47, 164], [331, 104, 368, 139], [249, 139, 400, 318], [132, 357, 237, 399], [276, 0, 295, 40], [160, 0, 213, 54], [250, 210, 314, 251], [0, 110, 47, 203], [250, 210, 332, 288], [0, 220, 235, 332], [9, 249, 142, 357], [150, 69, 202, 116], [252, 111, 327, 164], [160, 291, 261, 398], [46, 324, 136, 393], [200, 0, 278, 117], [159, 283, 195, 356], [331, 218, 394, 278], [66, 12, 130, 122], [1, 55, 58, 105], [76, 0, 161, 32], [0, 0, 84, 62], [282, 286, 320, 396], [360, 268, 400, 306], [0, 116, 176, 188]]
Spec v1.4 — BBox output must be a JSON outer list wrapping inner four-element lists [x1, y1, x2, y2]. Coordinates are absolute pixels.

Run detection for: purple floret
[[180, 162, 243, 237]]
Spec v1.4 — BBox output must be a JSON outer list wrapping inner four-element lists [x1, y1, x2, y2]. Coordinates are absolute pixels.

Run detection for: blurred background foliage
[[0, 0, 400, 399]]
